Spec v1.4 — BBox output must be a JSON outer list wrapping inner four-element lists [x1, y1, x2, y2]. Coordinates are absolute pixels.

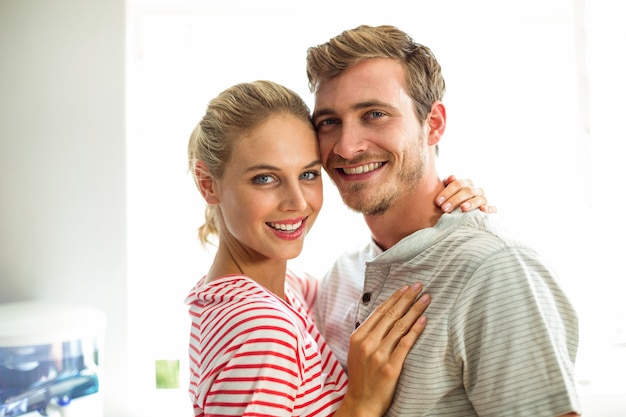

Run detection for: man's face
[[312, 58, 430, 215]]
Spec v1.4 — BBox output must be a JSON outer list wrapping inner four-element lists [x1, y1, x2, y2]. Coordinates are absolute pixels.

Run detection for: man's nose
[[333, 122, 367, 159]]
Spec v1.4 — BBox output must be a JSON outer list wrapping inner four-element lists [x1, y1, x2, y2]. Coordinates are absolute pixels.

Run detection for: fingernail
[[461, 202, 470, 210], [442, 202, 452, 212], [420, 294, 431, 304], [436, 196, 445, 206], [399, 284, 409, 292], [419, 316, 427, 324], [412, 282, 422, 292]]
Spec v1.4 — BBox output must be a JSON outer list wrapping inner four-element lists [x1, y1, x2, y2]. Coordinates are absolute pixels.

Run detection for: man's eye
[[317, 118, 338, 128], [252, 174, 276, 185], [370, 111, 385, 119]]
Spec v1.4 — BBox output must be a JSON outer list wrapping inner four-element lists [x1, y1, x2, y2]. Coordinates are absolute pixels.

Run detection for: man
[[308, 25, 580, 417]]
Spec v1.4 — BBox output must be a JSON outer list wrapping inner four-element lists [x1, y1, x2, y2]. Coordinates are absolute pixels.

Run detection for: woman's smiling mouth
[[267, 219, 304, 232]]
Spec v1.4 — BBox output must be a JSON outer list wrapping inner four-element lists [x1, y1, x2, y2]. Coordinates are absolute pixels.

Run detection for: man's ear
[[195, 161, 220, 204], [426, 101, 446, 146]]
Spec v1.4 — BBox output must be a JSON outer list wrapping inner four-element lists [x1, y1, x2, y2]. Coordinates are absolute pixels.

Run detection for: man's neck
[[364, 178, 445, 251]]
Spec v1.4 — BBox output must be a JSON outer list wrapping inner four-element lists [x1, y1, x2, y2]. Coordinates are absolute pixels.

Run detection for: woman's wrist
[[333, 393, 385, 417]]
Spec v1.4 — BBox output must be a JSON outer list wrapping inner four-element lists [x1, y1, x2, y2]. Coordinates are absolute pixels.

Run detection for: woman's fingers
[[386, 293, 430, 364], [354, 283, 424, 338], [352, 282, 430, 355], [437, 176, 497, 213], [441, 185, 486, 212]]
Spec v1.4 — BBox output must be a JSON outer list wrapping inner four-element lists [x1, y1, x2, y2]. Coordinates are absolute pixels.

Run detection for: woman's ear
[[426, 101, 447, 146], [195, 161, 220, 204]]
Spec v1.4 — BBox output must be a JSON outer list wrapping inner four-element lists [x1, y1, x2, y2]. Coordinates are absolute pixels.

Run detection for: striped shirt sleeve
[[449, 246, 579, 416]]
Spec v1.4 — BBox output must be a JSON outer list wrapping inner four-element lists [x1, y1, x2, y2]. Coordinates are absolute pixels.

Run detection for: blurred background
[[1, 0, 624, 415]]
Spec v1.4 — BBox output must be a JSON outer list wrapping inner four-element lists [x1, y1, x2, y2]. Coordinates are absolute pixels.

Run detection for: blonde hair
[[188, 80, 313, 245], [306, 24, 446, 124]]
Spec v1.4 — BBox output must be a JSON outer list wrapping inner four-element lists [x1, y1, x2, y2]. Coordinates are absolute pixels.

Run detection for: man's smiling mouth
[[341, 162, 383, 175]]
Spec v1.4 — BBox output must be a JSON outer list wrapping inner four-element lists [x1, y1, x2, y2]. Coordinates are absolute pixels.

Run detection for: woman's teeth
[[268, 220, 303, 231]]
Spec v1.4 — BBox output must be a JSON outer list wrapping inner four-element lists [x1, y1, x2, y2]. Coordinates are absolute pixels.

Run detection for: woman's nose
[[279, 183, 308, 211]]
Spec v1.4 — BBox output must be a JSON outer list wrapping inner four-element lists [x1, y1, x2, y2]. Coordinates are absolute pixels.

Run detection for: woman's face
[[215, 113, 323, 262]]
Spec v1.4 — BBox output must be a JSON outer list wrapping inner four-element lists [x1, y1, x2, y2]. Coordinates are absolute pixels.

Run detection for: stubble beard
[[339, 160, 425, 216], [329, 133, 428, 216]]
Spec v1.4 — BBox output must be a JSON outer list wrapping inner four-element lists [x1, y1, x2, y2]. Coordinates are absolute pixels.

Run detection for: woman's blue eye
[[253, 175, 275, 184], [300, 171, 319, 181]]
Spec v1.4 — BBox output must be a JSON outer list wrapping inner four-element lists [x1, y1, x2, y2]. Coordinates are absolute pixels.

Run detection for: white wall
[[0, 0, 129, 415]]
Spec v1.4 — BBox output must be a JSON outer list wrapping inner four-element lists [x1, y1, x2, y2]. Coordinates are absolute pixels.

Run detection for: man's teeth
[[342, 162, 382, 175], [268, 220, 303, 231]]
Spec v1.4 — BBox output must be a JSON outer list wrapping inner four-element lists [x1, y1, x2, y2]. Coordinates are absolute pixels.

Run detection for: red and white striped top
[[186, 272, 348, 417]]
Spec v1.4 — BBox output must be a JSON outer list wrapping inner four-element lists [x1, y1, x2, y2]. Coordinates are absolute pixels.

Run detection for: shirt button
[[362, 292, 372, 303]]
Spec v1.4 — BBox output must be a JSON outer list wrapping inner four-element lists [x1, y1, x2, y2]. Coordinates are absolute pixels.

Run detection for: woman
[[185, 80, 490, 416]]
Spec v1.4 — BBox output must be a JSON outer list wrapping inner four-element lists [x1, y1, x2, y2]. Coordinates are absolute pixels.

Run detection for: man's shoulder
[[448, 210, 531, 249]]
